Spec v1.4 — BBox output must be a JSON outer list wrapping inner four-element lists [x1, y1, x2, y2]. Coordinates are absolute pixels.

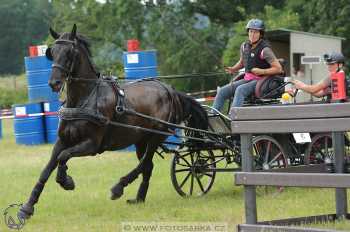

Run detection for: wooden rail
[[230, 102, 350, 232]]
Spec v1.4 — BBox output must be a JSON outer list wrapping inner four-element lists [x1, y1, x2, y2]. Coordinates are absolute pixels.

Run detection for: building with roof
[[265, 28, 345, 102]]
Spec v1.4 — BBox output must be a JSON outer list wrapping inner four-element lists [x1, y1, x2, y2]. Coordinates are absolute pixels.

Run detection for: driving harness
[[58, 75, 126, 126]]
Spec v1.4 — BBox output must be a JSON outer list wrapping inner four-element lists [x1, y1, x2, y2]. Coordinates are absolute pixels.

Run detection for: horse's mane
[[60, 32, 99, 73], [60, 32, 92, 56]]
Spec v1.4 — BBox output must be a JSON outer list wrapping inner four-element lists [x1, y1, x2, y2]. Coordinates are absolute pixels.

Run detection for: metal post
[[309, 64, 313, 102], [332, 132, 348, 218], [241, 133, 257, 224]]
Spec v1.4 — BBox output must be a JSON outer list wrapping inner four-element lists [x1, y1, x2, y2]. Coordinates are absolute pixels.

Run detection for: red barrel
[[29, 46, 38, 57], [127, 40, 140, 52], [331, 70, 347, 101]]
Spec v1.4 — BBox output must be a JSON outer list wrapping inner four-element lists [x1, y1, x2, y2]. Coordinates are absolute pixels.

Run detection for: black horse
[[19, 24, 208, 219]]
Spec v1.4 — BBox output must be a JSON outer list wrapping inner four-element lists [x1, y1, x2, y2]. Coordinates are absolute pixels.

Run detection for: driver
[[291, 51, 345, 97], [212, 18, 283, 113]]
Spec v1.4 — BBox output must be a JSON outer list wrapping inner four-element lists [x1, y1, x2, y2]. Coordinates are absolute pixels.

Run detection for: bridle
[[49, 37, 125, 109], [50, 39, 80, 83], [49, 37, 102, 85]]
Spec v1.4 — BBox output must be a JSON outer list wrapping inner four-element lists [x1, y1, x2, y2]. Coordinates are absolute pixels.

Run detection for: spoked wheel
[[252, 135, 288, 195], [304, 133, 350, 165], [252, 135, 288, 170], [171, 149, 216, 197], [304, 133, 333, 165]]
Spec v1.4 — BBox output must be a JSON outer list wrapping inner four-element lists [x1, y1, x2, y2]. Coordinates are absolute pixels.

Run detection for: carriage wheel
[[252, 135, 288, 170], [304, 133, 332, 165], [252, 135, 288, 195], [171, 149, 216, 197], [304, 133, 350, 165]]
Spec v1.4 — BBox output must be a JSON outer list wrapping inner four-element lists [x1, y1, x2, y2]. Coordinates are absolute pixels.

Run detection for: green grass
[[0, 74, 28, 108], [0, 118, 350, 231], [0, 74, 27, 89]]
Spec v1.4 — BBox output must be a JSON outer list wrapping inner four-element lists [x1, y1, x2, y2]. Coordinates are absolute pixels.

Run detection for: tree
[[49, 0, 229, 91], [222, 5, 301, 66], [50, 0, 145, 75], [47, 1, 305, 93], [0, 0, 53, 74], [187, 0, 286, 26], [143, 2, 229, 92], [289, 0, 350, 69]]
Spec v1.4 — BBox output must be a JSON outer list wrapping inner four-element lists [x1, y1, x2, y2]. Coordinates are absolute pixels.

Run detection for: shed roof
[[265, 28, 345, 43]]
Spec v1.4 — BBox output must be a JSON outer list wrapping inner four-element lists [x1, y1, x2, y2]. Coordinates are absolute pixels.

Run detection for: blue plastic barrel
[[24, 56, 59, 102], [123, 50, 158, 79], [125, 145, 136, 152], [13, 103, 45, 145], [165, 129, 181, 149], [43, 101, 61, 143]]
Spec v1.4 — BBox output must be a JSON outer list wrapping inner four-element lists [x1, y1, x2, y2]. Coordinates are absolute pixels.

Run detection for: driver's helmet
[[246, 19, 265, 32], [324, 51, 345, 64]]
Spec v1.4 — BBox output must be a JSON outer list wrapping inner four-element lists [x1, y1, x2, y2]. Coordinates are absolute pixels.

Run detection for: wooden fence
[[231, 102, 350, 232]]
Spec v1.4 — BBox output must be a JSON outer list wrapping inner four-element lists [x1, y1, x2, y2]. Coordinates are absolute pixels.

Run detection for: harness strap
[[52, 63, 70, 74], [58, 107, 108, 126], [80, 80, 100, 109], [100, 76, 126, 114], [58, 106, 235, 151]]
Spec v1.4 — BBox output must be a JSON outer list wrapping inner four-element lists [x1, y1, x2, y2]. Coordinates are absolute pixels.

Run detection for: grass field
[[0, 74, 28, 108], [0, 74, 27, 89], [0, 118, 350, 232]]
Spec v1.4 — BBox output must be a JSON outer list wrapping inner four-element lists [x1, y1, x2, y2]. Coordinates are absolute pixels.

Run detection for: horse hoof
[[110, 185, 124, 200], [126, 199, 144, 204], [18, 203, 34, 220], [58, 175, 75, 190]]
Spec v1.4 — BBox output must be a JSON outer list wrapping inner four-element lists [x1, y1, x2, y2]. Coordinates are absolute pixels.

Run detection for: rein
[[52, 37, 231, 149], [58, 105, 235, 149]]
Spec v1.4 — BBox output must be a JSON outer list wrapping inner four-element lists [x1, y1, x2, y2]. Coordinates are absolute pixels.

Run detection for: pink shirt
[[240, 43, 276, 81], [244, 72, 261, 81]]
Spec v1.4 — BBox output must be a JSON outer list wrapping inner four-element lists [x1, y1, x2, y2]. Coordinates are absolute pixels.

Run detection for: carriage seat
[[236, 58, 287, 104]]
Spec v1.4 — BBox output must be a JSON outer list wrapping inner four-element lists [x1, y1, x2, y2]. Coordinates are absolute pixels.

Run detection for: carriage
[[159, 71, 350, 197], [18, 25, 350, 220]]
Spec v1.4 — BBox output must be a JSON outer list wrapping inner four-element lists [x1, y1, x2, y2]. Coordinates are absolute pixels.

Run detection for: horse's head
[[46, 24, 81, 92]]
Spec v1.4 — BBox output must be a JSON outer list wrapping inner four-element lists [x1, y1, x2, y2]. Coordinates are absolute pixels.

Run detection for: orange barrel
[[29, 46, 38, 57], [331, 70, 347, 101]]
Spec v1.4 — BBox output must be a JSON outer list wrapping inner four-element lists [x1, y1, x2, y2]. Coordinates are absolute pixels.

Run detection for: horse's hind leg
[[110, 139, 159, 201], [18, 140, 65, 219], [56, 138, 100, 190], [127, 143, 154, 204], [127, 159, 154, 204]]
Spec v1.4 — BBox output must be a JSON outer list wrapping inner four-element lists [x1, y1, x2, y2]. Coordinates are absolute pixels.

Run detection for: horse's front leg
[[18, 140, 65, 220], [55, 138, 100, 191]]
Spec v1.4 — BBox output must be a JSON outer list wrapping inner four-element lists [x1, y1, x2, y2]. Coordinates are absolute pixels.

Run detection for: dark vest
[[242, 39, 271, 72]]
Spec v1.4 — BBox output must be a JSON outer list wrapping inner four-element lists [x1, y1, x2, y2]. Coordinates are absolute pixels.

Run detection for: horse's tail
[[174, 91, 209, 138]]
